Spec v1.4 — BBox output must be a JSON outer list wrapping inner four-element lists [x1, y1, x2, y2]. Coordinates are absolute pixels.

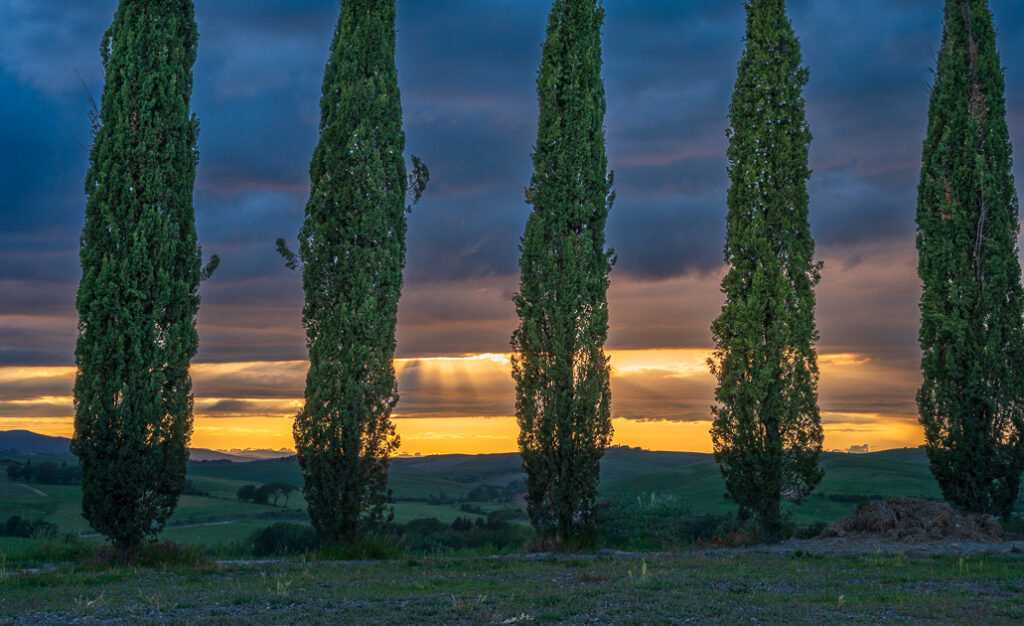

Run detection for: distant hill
[[188, 448, 262, 463], [0, 431, 952, 528], [219, 448, 296, 461], [0, 430, 272, 463], [0, 430, 71, 455]]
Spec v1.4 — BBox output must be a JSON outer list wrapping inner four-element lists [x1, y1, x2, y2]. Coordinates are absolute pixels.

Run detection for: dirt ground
[[763, 497, 1023, 556]]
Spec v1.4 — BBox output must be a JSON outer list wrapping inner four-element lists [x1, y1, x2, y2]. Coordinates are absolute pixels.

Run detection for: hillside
[[0, 430, 71, 455], [0, 430, 271, 463], [0, 431, 952, 544]]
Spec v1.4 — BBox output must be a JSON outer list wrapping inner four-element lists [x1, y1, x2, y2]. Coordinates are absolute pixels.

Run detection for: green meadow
[[1, 446, 948, 553]]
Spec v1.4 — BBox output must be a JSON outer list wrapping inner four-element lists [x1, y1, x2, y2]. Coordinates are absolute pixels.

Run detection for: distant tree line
[[417, 480, 526, 506], [236, 482, 299, 508], [68, 0, 1023, 553], [6, 460, 81, 485], [181, 480, 208, 497]]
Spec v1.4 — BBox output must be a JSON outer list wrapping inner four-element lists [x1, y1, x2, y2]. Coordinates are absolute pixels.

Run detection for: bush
[[792, 521, 828, 539], [2, 515, 58, 539], [708, 515, 762, 547], [250, 522, 319, 557], [397, 513, 532, 554], [320, 533, 405, 560], [596, 494, 745, 550], [237, 484, 258, 503], [1002, 515, 1024, 537]]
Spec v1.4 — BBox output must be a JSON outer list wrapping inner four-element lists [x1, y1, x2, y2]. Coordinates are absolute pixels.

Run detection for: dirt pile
[[821, 497, 1004, 543]]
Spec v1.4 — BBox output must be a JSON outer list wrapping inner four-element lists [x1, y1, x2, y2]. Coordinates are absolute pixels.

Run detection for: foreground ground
[[3, 548, 1023, 624]]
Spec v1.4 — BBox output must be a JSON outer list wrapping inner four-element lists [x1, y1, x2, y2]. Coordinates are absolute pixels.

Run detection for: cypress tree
[[709, 0, 823, 540], [916, 0, 1024, 516], [511, 0, 614, 545], [72, 0, 214, 548], [279, 0, 409, 545]]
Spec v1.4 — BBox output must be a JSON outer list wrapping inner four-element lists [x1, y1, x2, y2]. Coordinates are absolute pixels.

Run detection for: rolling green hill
[[0, 444, 966, 547]]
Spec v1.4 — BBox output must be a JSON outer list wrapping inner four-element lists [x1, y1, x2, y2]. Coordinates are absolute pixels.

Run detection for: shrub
[[237, 484, 258, 503], [792, 521, 827, 540], [595, 494, 751, 550], [250, 522, 319, 557], [1002, 515, 1024, 537], [2, 515, 59, 539], [397, 514, 531, 555], [319, 533, 405, 560]]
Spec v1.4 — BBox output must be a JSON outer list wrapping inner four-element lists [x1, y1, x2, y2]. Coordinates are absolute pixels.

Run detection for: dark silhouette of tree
[[275, 0, 424, 546], [710, 0, 824, 540], [916, 0, 1024, 515], [511, 0, 614, 545], [71, 0, 216, 549], [237, 484, 258, 503]]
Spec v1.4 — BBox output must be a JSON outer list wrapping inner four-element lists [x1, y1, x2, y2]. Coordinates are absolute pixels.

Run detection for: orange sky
[[0, 245, 930, 455], [0, 346, 924, 455]]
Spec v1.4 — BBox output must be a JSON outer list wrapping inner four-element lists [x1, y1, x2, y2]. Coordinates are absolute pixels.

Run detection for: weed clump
[[86, 541, 210, 568]]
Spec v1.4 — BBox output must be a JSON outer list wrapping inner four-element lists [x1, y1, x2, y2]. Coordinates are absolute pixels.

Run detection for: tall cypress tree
[[916, 0, 1024, 516], [279, 0, 407, 545], [511, 0, 614, 545], [72, 0, 213, 548], [709, 0, 823, 540]]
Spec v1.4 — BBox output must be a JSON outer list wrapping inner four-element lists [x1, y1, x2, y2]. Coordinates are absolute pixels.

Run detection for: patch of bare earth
[[766, 497, 1023, 556]]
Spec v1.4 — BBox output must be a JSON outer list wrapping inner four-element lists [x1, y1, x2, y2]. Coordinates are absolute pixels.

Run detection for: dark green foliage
[[235, 482, 297, 507], [916, 0, 1024, 516], [236, 484, 259, 504], [2, 516, 59, 539], [511, 0, 614, 545], [86, 541, 209, 568], [72, 0, 213, 549], [282, 0, 408, 545], [709, 0, 824, 540], [6, 461, 81, 485], [250, 523, 320, 557], [259, 482, 298, 507], [181, 479, 207, 497], [595, 495, 719, 550], [398, 513, 532, 554]]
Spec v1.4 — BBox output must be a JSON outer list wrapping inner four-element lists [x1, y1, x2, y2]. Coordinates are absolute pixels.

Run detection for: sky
[[2, 0, 1023, 455]]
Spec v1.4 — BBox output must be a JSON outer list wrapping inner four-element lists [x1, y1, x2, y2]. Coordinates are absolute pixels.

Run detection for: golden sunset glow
[[0, 347, 924, 455]]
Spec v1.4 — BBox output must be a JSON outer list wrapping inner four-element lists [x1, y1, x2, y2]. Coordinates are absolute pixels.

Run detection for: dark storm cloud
[[2, 0, 1024, 365]]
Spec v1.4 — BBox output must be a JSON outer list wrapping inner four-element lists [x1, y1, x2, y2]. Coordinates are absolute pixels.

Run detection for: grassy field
[[3, 447, 1022, 623], [0, 446, 989, 554], [1, 550, 1022, 623]]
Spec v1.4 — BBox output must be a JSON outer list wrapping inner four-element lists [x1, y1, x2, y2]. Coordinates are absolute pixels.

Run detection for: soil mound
[[821, 497, 1003, 543]]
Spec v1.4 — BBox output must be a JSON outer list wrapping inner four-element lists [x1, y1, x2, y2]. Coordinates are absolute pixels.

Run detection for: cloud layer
[[2, 1, 1023, 451]]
